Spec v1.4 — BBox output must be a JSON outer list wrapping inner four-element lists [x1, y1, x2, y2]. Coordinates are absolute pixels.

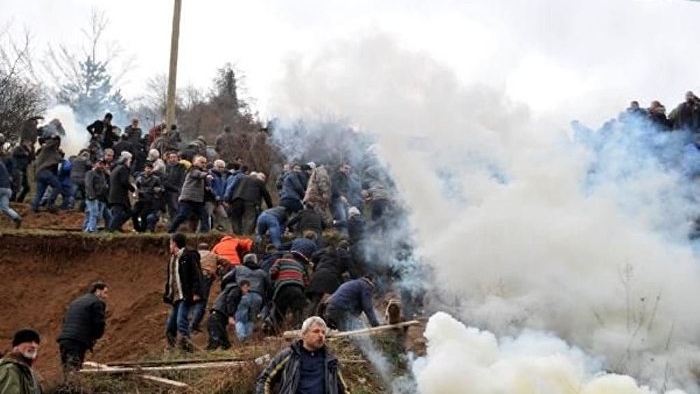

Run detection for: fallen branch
[[80, 355, 271, 374], [105, 356, 259, 367], [82, 361, 188, 388], [282, 320, 422, 340]]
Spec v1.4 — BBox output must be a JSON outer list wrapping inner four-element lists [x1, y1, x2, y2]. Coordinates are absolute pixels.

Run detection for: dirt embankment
[[0, 232, 222, 383]]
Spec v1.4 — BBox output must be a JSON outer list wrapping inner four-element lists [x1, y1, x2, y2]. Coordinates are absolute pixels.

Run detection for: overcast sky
[[2, 0, 699, 126]]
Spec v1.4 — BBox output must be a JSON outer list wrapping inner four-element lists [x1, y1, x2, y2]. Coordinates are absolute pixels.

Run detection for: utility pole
[[165, 0, 182, 129]]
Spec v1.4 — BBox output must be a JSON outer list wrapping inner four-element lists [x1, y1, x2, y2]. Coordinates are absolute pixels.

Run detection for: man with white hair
[[256, 316, 347, 394]]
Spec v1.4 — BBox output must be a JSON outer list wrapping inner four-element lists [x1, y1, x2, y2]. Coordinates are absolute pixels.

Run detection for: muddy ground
[[0, 204, 425, 392]]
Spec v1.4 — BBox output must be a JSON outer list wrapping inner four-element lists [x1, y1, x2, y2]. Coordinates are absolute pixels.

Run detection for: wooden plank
[[81, 360, 254, 373], [106, 356, 256, 367], [82, 361, 189, 388], [282, 320, 422, 339]]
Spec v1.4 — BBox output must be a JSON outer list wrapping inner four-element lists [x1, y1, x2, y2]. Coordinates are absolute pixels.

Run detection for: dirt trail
[[0, 232, 221, 383]]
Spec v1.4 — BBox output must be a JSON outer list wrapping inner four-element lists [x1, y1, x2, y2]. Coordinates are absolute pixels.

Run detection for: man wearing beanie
[[0, 328, 42, 393]]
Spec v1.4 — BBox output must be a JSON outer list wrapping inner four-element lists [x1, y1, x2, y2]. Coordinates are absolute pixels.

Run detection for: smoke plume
[[269, 29, 700, 393]]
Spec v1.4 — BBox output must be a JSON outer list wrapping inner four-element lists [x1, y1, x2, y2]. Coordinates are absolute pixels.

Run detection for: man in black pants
[[207, 280, 249, 350], [57, 281, 108, 376]]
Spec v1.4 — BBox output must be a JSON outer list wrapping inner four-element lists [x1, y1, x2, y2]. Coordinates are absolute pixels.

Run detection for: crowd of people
[[0, 111, 406, 393]]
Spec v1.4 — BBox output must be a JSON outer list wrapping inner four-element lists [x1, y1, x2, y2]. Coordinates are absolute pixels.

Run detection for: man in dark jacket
[[167, 155, 212, 233], [163, 233, 203, 351], [0, 329, 42, 394], [0, 160, 22, 228], [323, 276, 380, 331], [83, 159, 109, 233], [228, 254, 272, 341], [57, 281, 108, 374], [256, 316, 347, 394], [30, 135, 63, 213], [305, 241, 358, 317], [131, 162, 163, 232], [229, 172, 273, 235], [279, 165, 310, 214], [70, 149, 92, 211], [255, 206, 289, 248], [107, 152, 135, 232], [162, 151, 186, 219], [206, 279, 249, 350], [9, 142, 33, 202], [287, 203, 326, 241], [86, 112, 113, 145]]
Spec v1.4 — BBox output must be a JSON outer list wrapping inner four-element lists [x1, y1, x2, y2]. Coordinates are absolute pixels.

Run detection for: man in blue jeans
[[31, 134, 63, 213], [254, 206, 288, 248], [83, 160, 109, 232], [163, 233, 203, 351], [0, 160, 22, 228]]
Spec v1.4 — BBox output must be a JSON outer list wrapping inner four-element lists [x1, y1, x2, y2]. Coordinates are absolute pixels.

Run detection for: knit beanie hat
[[12, 329, 40, 347]]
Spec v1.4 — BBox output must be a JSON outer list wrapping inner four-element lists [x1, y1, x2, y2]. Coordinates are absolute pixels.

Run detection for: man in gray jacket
[[167, 155, 213, 233]]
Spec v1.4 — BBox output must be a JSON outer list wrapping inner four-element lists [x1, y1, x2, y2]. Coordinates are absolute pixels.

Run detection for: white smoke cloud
[[269, 2, 700, 393], [414, 312, 688, 394], [41, 105, 89, 157]]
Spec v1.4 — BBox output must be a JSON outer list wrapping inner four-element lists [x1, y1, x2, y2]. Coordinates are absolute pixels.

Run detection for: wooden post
[[165, 0, 182, 129]]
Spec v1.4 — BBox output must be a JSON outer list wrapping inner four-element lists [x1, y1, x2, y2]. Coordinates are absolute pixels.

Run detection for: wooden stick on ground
[[282, 320, 422, 340], [82, 361, 188, 388], [81, 360, 258, 373]]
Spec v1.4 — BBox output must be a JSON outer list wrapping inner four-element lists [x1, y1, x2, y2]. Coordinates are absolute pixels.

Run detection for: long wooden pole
[[165, 0, 182, 129], [82, 361, 188, 388], [282, 320, 422, 340]]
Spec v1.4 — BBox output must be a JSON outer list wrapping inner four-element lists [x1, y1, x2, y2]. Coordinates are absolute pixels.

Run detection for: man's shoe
[[177, 337, 194, 352], [13, 218, 21, 229]]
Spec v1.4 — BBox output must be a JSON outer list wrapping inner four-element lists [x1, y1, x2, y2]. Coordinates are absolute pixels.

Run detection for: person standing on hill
[[0, 160, 22, 228], [57, 281, 108, 375], [163, 233, 203, 351], [0, 329, 42, 394]]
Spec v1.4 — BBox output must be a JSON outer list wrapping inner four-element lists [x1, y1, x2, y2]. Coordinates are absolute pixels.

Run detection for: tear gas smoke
[[41, 105, 88, 156], [269, 30, 700, 393]]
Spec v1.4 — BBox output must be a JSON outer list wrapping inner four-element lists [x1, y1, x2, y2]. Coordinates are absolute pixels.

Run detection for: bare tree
[[43, 8, 135, 126], [0, 26, 45, 145]]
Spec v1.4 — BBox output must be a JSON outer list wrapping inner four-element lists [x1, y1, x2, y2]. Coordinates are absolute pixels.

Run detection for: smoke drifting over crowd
[[267, 24, 700, 394]]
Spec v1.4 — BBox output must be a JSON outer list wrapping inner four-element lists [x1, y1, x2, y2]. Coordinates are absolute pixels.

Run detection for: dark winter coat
[[34, 138, 62, 173], [57, 292, 106, 350], [211, 281, 243, 317], [179, 167, 208, 203], [230, 259, 272, 299], [107, 163, 134, 207], [0, 161, 11, 189], [255, 339, 347, 394], [135, 173, 162, 202], [280, 171, 308, 202], [230, 175, 273, 208], [208, 168, 227, 200], [223, 169, 245, 201], [163, 162, 187, 193], [326, 278, 380, 327], [286, 208, 325, 235], [86, 119, 108, 137], [85, 168, 109, 201], [70, 154, 92, 185], [163, 249, 203, 305], [10, 144, 32, 172], [308, 247, 358, 295]]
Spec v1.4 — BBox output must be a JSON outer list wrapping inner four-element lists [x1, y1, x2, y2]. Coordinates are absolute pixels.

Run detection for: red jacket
[[211, 235, 253, 265]]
